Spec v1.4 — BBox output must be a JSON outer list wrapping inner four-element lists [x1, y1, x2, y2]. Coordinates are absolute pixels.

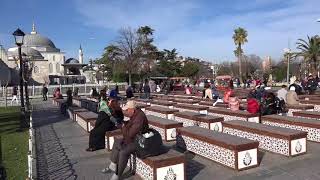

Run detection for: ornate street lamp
[[283, 48, 291, 85], [13, 28, 26, 128]]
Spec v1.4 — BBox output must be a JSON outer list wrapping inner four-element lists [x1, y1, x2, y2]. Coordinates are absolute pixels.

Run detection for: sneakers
[[110, 173, 119, 180], [101, 162, 116, 173]]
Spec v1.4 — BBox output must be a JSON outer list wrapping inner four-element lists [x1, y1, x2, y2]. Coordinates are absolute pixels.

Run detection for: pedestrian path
[[32, 100, 320, 180]]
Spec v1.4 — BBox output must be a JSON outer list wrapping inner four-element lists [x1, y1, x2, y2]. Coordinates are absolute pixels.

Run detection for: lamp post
[[284, 48, 291, 85], [13, 28, 26, 128]]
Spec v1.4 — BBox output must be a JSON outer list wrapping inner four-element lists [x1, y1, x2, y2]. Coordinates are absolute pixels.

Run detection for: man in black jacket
[[42, 84, 48, 101]]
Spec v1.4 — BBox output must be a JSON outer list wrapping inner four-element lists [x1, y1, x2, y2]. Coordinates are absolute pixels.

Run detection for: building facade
[[2, 23, 86, 85]]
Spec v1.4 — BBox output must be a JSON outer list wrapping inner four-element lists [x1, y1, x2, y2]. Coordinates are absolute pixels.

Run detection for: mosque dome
[[23, 34, 56, 48], [65, 58, 79, 64], [8, 47, 44, 60]]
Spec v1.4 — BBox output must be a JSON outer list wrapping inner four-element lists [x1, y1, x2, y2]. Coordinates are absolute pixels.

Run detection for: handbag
[[135, 128, 164, 159]]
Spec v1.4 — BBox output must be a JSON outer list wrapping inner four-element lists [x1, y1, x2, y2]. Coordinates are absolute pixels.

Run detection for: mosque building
[[1, 23, 87, 85]]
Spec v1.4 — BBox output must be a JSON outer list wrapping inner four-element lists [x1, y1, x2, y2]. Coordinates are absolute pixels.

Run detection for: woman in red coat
[[247, 93, 260, 114]]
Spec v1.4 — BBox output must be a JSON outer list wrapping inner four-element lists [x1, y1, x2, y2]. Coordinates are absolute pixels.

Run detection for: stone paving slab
[[32, 100, 320, 180]]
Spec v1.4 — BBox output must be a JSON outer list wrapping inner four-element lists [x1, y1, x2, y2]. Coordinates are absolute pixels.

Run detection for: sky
[[0, 0, 319, 63]]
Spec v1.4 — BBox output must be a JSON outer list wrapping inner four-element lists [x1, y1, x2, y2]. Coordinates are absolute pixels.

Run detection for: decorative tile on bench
[[145, 106, 179, 120], [174, 104, 208, 115], [286, 104, 314, 116], [75, 111, 98, 132], [222, 120, 307, 156], [208, 107, 259, 123], [177, 126, 259, 170], [147, 115, 183, 141], [128, 149, 186, 180], [261, 115, 320, 142]]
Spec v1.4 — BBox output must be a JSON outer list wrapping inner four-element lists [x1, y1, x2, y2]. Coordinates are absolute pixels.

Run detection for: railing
[[0, 83, 127, 99]]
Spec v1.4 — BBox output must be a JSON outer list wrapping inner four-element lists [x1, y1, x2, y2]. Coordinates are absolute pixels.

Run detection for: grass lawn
[[0, 106, 28, 180]]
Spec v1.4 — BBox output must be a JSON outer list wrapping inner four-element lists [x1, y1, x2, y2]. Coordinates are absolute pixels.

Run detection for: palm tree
[[163, 48, 178, 61], [233, 27, 248, 84], [296, 36, 320, 75]]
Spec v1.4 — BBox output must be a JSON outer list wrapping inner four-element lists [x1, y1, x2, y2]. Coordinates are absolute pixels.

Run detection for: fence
[[0, 83, 127, 99]]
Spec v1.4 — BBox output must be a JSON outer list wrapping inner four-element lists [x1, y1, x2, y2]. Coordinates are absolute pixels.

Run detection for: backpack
[[135, 128, 165, 159]]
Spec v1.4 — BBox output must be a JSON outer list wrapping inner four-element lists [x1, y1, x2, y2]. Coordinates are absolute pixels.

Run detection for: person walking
[[143, 79, 151, 99], [42, 84, 48, 101], [11, 86, 18, 105]]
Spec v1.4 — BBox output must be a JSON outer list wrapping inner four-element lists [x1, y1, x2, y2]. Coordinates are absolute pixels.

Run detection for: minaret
[[31, 21, 37, 34], [79, 44, 83, 64]]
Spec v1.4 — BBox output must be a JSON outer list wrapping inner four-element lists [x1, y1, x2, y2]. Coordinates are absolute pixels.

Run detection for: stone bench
[[145, 106, 179, 120], [286, 104, 314, 116], [222, 120, 307, 156], [52, 99, 65, 106], [199, 101, 229, 108], [173, 104, 208, 115], [133, 98, 151, 105], [153, 97, 174, 102], [208, 107, 260, 123], [174, 111, 223, 131], [147, 115, 183, 141], [67, 106, 88, 121], [127, 146, 186, 180], [177, 126, 259, 170], [173, 99, 200, 105], [72, 96, 83, 107], [105, 129, 122, 151], [150, 100, 176, 109], [300, 100, 320, 112], [135, 103, 150, 112], [261, 115, 320, 142], [292, 110, 320, 119], [74, 111, 98, 132]]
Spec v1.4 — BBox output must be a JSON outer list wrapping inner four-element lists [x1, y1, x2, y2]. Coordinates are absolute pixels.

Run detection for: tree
[[137, 26, 158, 78], [296, 35, 320, 75], [163, 48, 178, 61], [180, 62, 199, 78], [233, 27, 248, 84]]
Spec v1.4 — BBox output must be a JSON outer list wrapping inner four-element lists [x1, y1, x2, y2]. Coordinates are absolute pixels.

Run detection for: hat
[[123, 100, 136, 110], [289, 86, 296, 91]]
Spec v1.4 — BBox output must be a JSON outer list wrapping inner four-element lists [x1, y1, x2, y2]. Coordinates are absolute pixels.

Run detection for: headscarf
[[99, 99, 112, 116]]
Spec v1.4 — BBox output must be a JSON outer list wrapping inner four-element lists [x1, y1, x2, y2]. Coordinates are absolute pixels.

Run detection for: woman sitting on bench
[[86, 90, 124, 152]]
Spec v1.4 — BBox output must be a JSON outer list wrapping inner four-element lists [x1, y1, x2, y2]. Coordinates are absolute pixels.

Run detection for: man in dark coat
[[42, 84, 48, 101]]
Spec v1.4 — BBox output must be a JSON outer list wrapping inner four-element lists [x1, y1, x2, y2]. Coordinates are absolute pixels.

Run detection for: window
[[53, 55, 55, 61], [49, 63, 53, 73], [34, 66, 39, 73], [56, 63, 60, 73]]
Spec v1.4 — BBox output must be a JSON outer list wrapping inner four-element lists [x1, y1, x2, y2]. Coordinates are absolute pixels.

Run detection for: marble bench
[[174, 111, 223, 131], [145, 106, 179, 120], [286, 104, 314, 116], [52, 99, 65, 106], [300, 100, 320, 112], [105, 129, 122, 151], [133, 98, 151, 105], [208, 107, 260, 123], [177, 126, 259, 170], [74, 111, 98, 132], [72, 96, 83, 107], [67, 106, 88, 121], [147, 115, 183, 141], [261, 115, 320, 142], [135, 103, 150, 112], [222, 120, 307, 156], [127, 147, 186, 180], [292, 110, 320, 119], [150, 100, 176, 109], [173, 99, 200, 105], [173, 104, 208, 115], [199, 101, 228, 108]]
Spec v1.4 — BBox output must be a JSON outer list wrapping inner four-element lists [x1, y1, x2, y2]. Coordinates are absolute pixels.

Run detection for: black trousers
[[43, 93, 47, 101], [110, 138, 136, 177]]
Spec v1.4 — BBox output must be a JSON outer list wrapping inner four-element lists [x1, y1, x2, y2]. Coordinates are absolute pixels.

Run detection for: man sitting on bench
[[102, 100, 149, 180]]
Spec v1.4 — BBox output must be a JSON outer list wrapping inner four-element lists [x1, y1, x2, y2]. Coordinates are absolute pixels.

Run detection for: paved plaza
[[31, 100, 320, 180]]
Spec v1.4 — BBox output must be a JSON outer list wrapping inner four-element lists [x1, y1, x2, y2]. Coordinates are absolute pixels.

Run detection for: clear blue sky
[[0, 0, 319, 63]]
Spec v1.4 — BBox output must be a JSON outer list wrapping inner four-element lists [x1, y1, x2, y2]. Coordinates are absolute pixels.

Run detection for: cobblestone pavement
[[32, 100, 320, 180]]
